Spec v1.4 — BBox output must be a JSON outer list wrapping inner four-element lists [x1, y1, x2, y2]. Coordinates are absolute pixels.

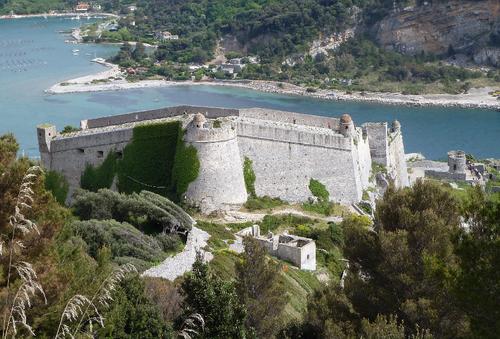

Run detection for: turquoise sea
[[0, 17, 499, 159]]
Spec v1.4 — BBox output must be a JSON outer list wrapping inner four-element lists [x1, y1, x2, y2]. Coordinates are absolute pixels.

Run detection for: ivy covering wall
[[80, 121, 199, 202], [171, 130, 200, 200], [81, 151, 119, 192], [118, 122, 180, 197]]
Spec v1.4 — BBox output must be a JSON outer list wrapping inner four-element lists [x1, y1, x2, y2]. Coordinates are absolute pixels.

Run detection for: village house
[[155, 31, 179, 41], [75, 2, 90, 12]]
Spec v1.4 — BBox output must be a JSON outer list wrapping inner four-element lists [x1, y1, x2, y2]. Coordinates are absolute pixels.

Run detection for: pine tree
[[236, 237, 288, 338]]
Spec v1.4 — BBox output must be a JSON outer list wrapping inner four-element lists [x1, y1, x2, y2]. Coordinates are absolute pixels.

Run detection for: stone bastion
[[37, 105, 409, 213]]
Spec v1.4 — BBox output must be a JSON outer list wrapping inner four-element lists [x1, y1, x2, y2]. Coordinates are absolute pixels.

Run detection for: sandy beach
[[46, 63, 500, 110]]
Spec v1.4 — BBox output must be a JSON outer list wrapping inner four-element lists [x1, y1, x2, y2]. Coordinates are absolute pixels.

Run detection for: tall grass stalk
[[1, 166, 45, 338]]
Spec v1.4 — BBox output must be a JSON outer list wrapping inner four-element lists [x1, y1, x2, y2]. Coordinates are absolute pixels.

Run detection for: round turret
[[184, 117, 247, 214], [448, 150, 466, 174], [391, 120, 401, 132], [193, 113, 207, 128], [339, 113, 355, 137]]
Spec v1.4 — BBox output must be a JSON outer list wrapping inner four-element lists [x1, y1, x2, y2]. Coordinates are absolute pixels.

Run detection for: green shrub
[[243, 157, 256, 197], [61, 125, 80, 134], [260, 214, 313, 234], [309, 178, 329, 202], [196, 220, 235, 250], [72, 189, 193, 233], [302, 201, 329, 216], [244, 196, 286, 211], [155, 233, 183, 253], [70, 219, 169, 270], [44, 170, 69, 205]]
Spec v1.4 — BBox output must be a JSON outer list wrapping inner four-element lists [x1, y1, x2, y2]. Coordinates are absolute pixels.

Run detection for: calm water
[[1, 18, 499, 159]]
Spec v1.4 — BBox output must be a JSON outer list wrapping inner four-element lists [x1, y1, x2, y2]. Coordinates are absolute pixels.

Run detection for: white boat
[[72, 49, 80, 53]]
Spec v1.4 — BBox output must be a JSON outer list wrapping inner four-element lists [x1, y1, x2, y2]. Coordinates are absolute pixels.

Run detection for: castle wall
[[298, 241, 316, 270], [184, 120, 247, 213], [353, 128, 373, 189], [388, 130, 410, 187], [236, 119, 362, 203], [37, 106, 410, 212], [240, 108, 340, 129], [425, 170, 467, 181], [363, 122, 389, 166], [83, 106, 239, 129], [277, 240, 316, 271], [49, 139, 130, 197]]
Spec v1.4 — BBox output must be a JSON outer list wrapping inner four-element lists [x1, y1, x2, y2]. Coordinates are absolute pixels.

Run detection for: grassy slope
[[197, 217, 336, 324]]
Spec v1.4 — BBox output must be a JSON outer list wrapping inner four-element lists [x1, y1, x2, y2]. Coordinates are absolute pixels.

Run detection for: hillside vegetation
[[0, 130, 499, 338], [2, 0, 498, 93], [112, 0, 499, 94]]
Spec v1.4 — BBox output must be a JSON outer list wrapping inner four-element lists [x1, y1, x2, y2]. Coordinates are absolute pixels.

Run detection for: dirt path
[[142, 226, 213, 281]]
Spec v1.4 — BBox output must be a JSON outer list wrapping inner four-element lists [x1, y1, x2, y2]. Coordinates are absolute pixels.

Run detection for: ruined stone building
[[37, 105, 409, 213], [237, 225, 316, 270]]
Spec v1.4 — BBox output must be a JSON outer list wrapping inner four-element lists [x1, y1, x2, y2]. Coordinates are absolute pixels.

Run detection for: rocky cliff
[[375, 0, 500, 65]]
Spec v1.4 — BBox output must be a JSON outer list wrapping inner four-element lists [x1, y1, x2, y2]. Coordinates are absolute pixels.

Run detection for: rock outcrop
[[375, 0, 500, 65]]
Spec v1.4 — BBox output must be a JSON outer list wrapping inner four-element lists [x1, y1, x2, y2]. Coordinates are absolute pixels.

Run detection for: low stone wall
[[425, 170, 467, 181]]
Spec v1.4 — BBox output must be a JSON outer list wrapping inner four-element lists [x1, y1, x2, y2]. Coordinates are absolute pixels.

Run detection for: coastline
[[0, 12, 118, 20], [46, 63, 500, 110]]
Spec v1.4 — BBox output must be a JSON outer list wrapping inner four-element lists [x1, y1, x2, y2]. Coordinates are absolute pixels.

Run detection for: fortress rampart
[[37, 106, 409, 213]]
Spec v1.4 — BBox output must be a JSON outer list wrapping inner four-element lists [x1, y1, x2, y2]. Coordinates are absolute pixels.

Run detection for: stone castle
[[37, 106, 409, 213]]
